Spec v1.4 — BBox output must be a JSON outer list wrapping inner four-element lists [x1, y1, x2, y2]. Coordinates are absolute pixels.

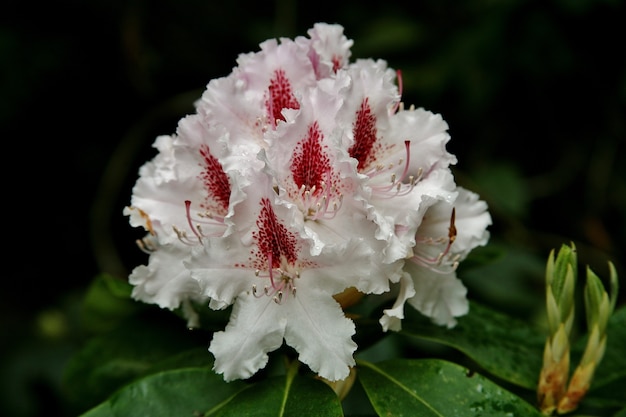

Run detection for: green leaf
[[207, 362, 344, 417], [581, 375, 626, 409], [460, 242, 546, 316], [613, 406, 626, 417], [80, 359, 343, 417], [148, 347, 214, 373], [63, 310, 206, 411], [400, 301, 545, 389], [79, 401, 114, 417], [358, 358, 543, 417], [81, 273, 144, 334], [108, 368, 247, 417]]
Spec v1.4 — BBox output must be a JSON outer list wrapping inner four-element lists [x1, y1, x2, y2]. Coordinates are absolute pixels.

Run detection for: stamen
[[185, 200, 203, 241], [136, 237, 157, 253], [410, 208, 459, 274], [297, 169, 343, 221], [274, 292, 283, 304], [267, 251, 276, 289], [369, 140, 418, 198]]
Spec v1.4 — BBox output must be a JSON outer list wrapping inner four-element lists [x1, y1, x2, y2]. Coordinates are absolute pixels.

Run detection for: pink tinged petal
[[306, 23, 353, 78], [283, 290, 357, 381], [209, 292, 286, 381], [363, 169, 457, 265], [253, 197, 300, 269], [198, 38, 315, 144], [287, 121, 347, 221], [380, 272, 416, 332], [126, 115, 233, 245], [266, 69, 300, 127], [389, 108, 457, 172], [405, 262, 469, 328], [198, 143, 231, 217], [411, 185, 490, 273], [349, 97, 383, 171], [188, 176, 308, 307], [290, 121, 331, 193]]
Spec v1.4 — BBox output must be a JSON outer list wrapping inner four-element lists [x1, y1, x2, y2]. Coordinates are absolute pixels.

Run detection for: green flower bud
[[545, 244, 577, 335]]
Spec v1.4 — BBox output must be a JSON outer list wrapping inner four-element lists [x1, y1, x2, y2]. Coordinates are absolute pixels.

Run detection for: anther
[[448, 208, 457, 243], [274, 292, 283, 304], [136, 237, 157, 253]]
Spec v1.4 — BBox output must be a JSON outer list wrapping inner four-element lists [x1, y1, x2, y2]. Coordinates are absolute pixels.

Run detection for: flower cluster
[[124, 23, 492, 382]]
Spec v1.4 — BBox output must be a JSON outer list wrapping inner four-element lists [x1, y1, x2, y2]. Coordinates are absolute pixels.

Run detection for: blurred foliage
[[2, 0, 625, 416]]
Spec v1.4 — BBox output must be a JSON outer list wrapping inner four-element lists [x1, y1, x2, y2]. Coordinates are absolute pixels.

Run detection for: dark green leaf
[[400, 301, 545, 389], [208, 362, 343, 417], [81, 273, 144, 334], [79, 401, 114, 417], [582, 375, 626, 410], [358, 358, 543, 417], [461, 242, 546, 315], [63, 310, 206, 411], [148, 347, 214, 373], [109, 368, 247, 417], [613, 406, 626, 417]]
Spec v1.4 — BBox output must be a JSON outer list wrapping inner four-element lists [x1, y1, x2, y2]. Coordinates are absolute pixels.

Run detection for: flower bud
[[557, 261, 618, 414]]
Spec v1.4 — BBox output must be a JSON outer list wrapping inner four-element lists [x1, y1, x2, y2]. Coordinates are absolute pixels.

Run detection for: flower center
[[251, 197, 303, 303], [289, 122, 343, 220]]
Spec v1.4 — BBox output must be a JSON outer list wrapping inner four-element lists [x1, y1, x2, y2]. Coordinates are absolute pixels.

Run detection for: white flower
[[381, 187, 492, 330], [186, 172, 382, 381], [123, 21, 491, 382]]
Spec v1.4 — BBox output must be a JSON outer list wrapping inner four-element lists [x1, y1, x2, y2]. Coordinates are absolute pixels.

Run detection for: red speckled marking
[[332, 55, 342, 73], [290, 121, 331, 194], [198, 144, 230, 215], [252, 198, 299, 269], [349, 97, 380, 171], [266, 69, 300, 124]]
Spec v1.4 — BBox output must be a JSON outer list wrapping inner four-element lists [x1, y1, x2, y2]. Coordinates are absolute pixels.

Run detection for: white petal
[[306, 23, 353, 77], [187, 235, 256, 307], [283, 289, 357, 381], [450, 187, 492, 254], [209, 293, 286, 381], [405, 262, 469, 328], [380, 272, 416, 332], [129, 241, 203, 310]]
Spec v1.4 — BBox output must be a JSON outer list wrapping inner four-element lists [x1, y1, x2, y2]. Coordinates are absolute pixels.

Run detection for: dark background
[[2, 0, 625, 416]]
